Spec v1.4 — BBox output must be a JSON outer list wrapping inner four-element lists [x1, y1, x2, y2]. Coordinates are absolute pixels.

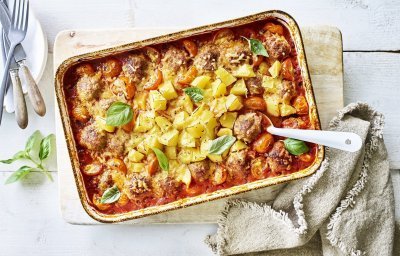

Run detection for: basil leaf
[[184, 87, 204, 103], [243, 37, 269, 57], [106, 102, 133, 126], [100, 185, 121, 204], [0, 151, 27, 164], [283, 138, 309, 156], [39, 134, 54, 160], [5, 166, 33, 184], [209, 135, 236, 155], [152, 148, 169, 172], [25, 130, 41, 153]]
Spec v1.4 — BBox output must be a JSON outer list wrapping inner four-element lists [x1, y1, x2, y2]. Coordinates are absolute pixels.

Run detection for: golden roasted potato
[[215, 67, 237, 86]]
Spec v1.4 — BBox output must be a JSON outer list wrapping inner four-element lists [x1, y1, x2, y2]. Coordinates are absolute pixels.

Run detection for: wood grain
[[54, 26, 343, 224]]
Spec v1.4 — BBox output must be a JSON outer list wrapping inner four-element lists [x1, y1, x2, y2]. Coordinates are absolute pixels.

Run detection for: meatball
[[124, 175, 150, 199], [122, 54, 147, 82], [161, 46, 188, 73], [225, 40, 251, 65], [76, 73, 103, 101], [106, 130, 130, 156], [97, 98, 114, 112], [263, 31, 291, 60], [188, 160, 210, 183], [280, 80, 296, 104], [193, 44, 219, 72], [226, 150, 248, 181], [246, 76, 264, 95], [267, 141, 293, 175], [233, 113, 262, 143], [79, 123, 107, 151]]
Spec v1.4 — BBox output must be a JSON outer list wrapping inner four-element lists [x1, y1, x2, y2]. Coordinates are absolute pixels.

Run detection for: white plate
[[0, 6, 48, 113]]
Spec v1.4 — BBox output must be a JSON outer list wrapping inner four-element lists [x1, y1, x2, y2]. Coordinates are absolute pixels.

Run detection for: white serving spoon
[[260, 113, 362, 152]]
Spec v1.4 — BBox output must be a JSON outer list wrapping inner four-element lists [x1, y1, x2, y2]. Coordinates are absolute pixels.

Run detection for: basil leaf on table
[[5, 166, 33, 184], [242, 37, 269, 57], [152, 148, 169, 172], [25, 130, 41, 153], [100, 185, 121, 204], [0, 151, 28, 164], [208, 135, 236, 155], [106, 102, 133, 126], [283, 138, 309, 156], [184, 87, 204, 103], [39, 134, 54, 160]]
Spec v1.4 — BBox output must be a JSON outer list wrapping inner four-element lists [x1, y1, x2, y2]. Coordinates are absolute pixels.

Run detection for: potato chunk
[[279, 104, 297, 117], [225, 94, 243, 111], [178, 131, 196, 148], [186, 123, 205, 138], [268, 60, 282, 78], [219, 112, 238, 129], [264, 94, 280, 117], [96, 117, 115, 133], [211, 79, 227, 98], [232, 64, 256, 78], [128, 150, 145, 162], [191, 75, 211, 89], [173, 111, 189, 130], [149, 90, 167, 111], [230, 79, 248, 96], [155, 116, 172, 132], [159, 129, 179, 146], [134, 111, 154, 132], [215, 67, 237, 86], [158, 80, 178, 100], [165, 146, 177, 159]]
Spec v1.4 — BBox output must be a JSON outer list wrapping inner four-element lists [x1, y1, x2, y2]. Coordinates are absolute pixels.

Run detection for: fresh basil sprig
[[100, 185, 121, 204], [242, 37, 269, 57], [183, 87, 204, 103], [0, 131, 55, 184], [208, 135, 236, 155], [283, 138, 309, 156], [106, 102, 133, 126], [152, 148, 169, 172], [5, 166, 34, 184]]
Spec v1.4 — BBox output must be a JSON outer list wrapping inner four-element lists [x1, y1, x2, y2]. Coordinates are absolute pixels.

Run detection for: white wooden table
[[0, 1, 399, 255]]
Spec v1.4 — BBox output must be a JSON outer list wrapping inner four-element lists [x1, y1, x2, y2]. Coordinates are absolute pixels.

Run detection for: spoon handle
[[267, 126, 363, 152]]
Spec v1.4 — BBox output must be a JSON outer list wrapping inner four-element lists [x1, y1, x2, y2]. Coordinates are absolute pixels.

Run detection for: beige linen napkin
[[206, 103, 396, 255]]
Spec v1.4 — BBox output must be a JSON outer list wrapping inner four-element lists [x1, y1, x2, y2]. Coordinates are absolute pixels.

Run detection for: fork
[[0, 0, 29, 126]]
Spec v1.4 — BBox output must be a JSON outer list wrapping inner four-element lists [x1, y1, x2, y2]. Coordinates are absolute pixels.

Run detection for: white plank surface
[[343, 52, 400, 167], [30, 0, 400, 51], [0, 0, 399, 255]]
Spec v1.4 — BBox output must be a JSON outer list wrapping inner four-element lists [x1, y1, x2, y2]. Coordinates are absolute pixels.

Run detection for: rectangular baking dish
[[55, 10, 324, 223]]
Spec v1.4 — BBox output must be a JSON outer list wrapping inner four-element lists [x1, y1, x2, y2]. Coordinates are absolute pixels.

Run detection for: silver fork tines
[[0, 0, 29, 126]]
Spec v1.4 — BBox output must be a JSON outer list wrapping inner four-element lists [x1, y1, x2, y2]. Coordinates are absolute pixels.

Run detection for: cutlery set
[[0, 0, 45, 129]]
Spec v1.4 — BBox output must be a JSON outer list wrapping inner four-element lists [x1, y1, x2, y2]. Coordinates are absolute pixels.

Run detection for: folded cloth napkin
[[205, 103, 396, 256]]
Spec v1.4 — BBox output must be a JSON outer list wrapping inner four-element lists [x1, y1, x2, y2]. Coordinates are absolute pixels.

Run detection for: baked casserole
[[56, 11, 323, 222]]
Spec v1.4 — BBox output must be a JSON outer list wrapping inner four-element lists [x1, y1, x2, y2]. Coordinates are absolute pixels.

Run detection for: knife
[[0, 1, 46, 117], [0, 4, 28, 128]]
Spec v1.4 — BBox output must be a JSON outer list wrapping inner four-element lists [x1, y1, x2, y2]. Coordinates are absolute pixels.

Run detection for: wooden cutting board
[[54, 26, 343, 224]]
